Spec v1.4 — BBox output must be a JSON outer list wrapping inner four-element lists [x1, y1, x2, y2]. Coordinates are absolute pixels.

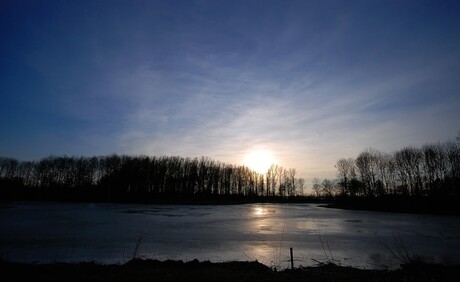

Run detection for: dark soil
[[1, 259, 459, 282]]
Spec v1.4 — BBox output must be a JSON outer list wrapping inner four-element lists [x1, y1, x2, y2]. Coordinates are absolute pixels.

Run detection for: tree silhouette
[[0, 154, 304, 203], [333, 141, 460, 198]]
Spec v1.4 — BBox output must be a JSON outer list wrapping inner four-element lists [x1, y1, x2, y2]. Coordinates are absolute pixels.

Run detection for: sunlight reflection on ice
[[2, 202, 460, 269], [252, 206, 276, 216]]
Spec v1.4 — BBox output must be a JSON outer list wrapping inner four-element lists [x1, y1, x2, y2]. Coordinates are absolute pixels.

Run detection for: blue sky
[[1, 0, 460, 183]]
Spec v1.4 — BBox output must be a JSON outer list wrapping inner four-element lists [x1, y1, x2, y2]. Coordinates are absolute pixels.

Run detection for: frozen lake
[[1, 202, 459, 269]]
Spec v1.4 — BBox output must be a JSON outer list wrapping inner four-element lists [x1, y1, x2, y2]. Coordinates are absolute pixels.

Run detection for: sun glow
[[243, 149, 277, 174]]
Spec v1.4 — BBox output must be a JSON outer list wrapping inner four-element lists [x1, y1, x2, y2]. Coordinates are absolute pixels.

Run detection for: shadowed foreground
[[1, 259, 459, 282]]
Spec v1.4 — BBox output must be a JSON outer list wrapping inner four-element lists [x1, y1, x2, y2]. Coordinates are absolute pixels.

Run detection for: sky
[[1, 0, 460, 186]]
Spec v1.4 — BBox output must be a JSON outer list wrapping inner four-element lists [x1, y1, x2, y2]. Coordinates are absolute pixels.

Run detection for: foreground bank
[[1, 259, 459, 282]]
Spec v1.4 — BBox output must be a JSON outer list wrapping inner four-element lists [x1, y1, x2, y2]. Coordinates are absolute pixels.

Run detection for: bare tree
[[295, 178, 305, 196], [0, 157, 18, 179], [335, 158, 355, 196], [312, 177, 321, 197], [355, 148, 382, 196], [275, 165, 286, 196], [321, 178, 336, 197], [394, 147, 423, 196], [287, 168, 296, 196]]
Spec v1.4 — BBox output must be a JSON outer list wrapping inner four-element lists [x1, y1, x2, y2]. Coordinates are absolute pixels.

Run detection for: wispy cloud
[[1, 0, 459, 189], [113, 45, 460, 183]]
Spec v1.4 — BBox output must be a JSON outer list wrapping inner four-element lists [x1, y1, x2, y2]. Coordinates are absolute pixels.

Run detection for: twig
[[382, 232, 421, 265], [242, 252, 253, 261], [132, 234, 143, 259]]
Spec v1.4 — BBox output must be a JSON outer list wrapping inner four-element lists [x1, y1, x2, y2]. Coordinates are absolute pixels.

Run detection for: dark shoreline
[[1, 194, 329, 206], [2, 258, 459, 282], [324, 196, 460, 216]]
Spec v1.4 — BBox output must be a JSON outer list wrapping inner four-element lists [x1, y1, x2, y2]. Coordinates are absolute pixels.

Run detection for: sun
[[243, 149, 277, 174]]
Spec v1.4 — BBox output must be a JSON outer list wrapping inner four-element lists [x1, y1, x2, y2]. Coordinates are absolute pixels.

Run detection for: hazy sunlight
[[243, 149, 277, 174]]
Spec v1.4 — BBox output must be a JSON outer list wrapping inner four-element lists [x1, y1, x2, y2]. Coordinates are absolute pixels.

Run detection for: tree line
[[0, 155, 304, 201], [331, 141, 460, 198]]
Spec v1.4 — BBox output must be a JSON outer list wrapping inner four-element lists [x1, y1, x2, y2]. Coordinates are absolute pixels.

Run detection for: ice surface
[[1, 202, 459, 269]]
